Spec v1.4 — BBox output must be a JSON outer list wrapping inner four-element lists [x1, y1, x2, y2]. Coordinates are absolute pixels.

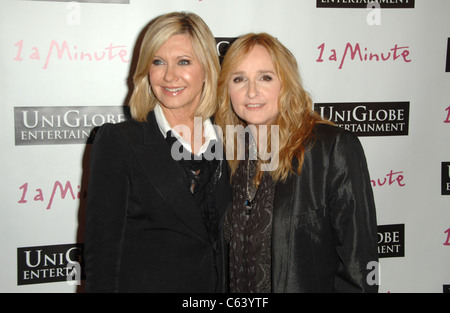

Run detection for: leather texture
[[271, 123, 379, 292]]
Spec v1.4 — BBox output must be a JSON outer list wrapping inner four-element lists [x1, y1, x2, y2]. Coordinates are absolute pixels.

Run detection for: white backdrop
[[1, 0, 449, 293]]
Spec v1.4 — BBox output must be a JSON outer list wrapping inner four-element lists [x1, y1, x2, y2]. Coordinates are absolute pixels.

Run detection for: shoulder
[[303, 123, 366, 163], [312, 123, 362, 149], [94, 119, 144, 144], [308, 123, 369, 171], [313, 123, 352, 139]]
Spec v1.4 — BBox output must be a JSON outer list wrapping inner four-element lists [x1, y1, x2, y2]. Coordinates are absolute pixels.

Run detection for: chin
[[245, 118, 275, 127]]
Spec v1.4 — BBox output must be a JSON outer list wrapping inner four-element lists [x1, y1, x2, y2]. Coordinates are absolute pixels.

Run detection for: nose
[[164, 64, 179, 83], [247, 80, 258, 99]]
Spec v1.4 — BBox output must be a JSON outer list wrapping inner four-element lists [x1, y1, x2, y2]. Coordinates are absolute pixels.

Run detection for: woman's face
[[228, 45, 281, 128], [149, 34, 205, 117]]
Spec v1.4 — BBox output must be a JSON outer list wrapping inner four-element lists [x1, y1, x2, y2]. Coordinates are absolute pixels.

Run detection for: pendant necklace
[[245, 158, 256, 216], [244, 135, 259, 215]]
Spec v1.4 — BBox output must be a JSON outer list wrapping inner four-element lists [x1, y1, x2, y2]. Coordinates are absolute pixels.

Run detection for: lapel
[[130, 111, 210, 242], [271, 171, 297, 293]]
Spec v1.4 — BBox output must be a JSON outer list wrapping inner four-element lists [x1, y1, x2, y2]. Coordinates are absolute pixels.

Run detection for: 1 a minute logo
[[444, 228, 450, 246], [444, 106, 450, 123]]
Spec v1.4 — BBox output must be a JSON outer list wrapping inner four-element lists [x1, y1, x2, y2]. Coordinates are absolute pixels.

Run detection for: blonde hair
[[129, 12, 220, 122], [215, 33, 329, 182]]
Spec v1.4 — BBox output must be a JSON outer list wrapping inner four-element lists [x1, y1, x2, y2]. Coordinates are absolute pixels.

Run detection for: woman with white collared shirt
[[84, 12, 231, 293]]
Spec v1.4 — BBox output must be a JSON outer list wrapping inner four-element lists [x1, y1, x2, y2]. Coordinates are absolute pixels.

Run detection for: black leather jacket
[[223, 123, 379, 293]]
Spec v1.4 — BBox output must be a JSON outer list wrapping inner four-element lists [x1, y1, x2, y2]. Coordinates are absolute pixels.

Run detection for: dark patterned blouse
[[223, 158, 276, 293]]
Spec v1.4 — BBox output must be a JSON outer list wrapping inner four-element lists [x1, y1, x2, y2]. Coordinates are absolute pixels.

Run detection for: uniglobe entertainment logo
[[314, 101, 409, 136], [316, 0, 415, 9], [215, 37, 237, 64], [31, 0, 129, 3], [14, 106, 129, 145], [377, 224, 405, 258], [17, 243, 84, 286], [442, 162, 450, 195]]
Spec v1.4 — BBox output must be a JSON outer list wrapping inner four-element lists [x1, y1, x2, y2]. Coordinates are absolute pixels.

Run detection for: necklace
[[245, 158, 256, 215], [244, 135, 260, 215]]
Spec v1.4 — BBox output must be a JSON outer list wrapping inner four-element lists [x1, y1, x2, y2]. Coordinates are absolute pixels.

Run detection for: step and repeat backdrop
[[0, 0, 449, 293]]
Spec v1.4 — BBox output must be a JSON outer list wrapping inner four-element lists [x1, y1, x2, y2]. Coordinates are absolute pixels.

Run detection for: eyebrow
[[153, 55, 194, 60], [177, 55, 194, 59], [231, 70, 276, 76]]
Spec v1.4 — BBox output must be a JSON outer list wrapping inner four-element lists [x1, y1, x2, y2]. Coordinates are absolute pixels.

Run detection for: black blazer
[[271, 124, 379, 292], [84, 111, 231, 293]]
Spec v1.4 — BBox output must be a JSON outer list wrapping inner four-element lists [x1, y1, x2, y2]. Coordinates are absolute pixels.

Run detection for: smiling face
[[228, 45, 281, 128], [149, 34, 205, 119]]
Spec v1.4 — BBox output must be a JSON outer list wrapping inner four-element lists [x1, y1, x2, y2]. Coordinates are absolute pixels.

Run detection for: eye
[[261, 75, 273, 81], [178, 59, 191, 65], [232, 76, 245, 83], [152, 59, 164, 66]]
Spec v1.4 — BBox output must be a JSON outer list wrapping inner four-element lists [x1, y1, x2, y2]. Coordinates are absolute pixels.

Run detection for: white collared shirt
[[154, 103, 218, 156]]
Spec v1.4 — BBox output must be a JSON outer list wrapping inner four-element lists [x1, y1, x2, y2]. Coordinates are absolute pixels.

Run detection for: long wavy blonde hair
[[215, 33, 329, 182], [129, 12, 220, 122]]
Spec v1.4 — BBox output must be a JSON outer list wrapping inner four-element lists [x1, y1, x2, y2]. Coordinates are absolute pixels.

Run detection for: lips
[[245, 103, 265, 108], [162, 86, 186, 95]]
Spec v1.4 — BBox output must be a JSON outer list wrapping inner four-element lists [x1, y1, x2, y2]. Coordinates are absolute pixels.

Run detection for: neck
[[248, 124, 271, 161], [161, 107, 205, 154], [161, 107, 195, 128]]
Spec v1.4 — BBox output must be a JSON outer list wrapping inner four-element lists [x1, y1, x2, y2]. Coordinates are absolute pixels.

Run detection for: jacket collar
[[152, 104, 218, 156], [132, 110, 211, 242]]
